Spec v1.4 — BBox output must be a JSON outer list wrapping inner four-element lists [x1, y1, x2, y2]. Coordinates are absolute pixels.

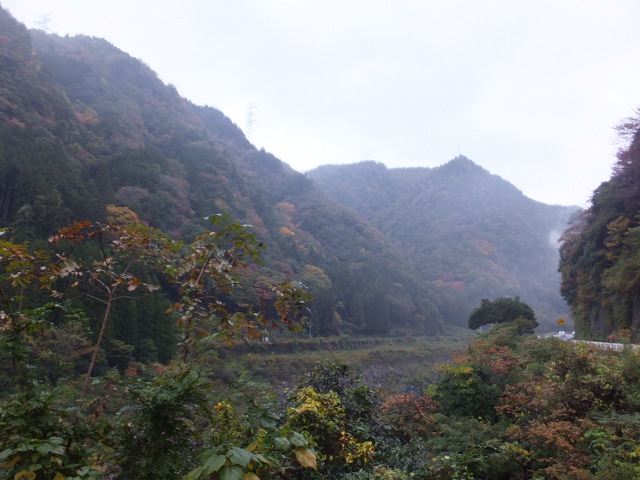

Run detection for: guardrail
[[568, 340, 639, 351], [538, 332, 639, 350]]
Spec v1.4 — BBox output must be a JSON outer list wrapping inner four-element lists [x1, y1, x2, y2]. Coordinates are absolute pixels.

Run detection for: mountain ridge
[[308, 157, 577, 328], [0, 6, 444, 346], [1, 5, 574, 345]]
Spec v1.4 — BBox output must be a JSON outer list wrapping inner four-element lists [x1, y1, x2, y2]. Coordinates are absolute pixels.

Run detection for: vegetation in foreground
[[1, 218, 640, 479]]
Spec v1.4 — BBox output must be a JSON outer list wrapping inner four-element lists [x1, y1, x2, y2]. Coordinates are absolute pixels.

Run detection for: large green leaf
[[201, 453, 227, 475], [258, 416, 276, 429], [273, 437, 290, 451], [289, 432, 308, 447], [220, 465, 244, 480], [36, 442, 65, 455], [228, 447, 252, 467]]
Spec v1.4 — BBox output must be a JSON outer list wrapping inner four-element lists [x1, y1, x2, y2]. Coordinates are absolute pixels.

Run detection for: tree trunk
[[81, 296, 113, 398]]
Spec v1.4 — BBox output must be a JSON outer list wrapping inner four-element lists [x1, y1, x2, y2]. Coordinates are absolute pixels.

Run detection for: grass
[[207, 328, 472, 395]]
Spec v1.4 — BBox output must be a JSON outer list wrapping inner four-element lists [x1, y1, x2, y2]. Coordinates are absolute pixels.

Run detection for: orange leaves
[[509, 419, 593, 478], [279, 226, 296, 237], [380, 394, 438, 439], [157, 213, 310, 357], [47, 222, 173, 295], [497, 376, 567, 422], [48, 220, 94, 244]]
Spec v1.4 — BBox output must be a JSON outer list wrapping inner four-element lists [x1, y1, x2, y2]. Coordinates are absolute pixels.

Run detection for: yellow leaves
[[244, 440, 259, 452], [14, 471, 36, 480], [295, 447, 317, 469], [279, 226, 296, 237], [1, 454, 21, 470], [357, 441, 374, 463], [440, 363, 473, 377], [241, 473, 260, 480], [339, 432, 374, 464], [288, 387, 374, 466], [290, 387, 344, 422], [74, 106, 99, 124], [604, 215, 631, 260], [106, 204, 141, 226]]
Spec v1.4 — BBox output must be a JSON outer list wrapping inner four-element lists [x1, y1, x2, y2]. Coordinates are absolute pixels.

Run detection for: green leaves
[[559, 114, 640, 339], [288, 432, 308, 448], [35, 437, 65, 455], [273, 437, 290, 450], [0, 216, 315, 480], [219, 465, 243, 480], [185, 445, 277, 480], [201, 453, 227, 473], [165, 213, 310, 358], [468, 297, 537, 334], [228, 446, 252, 467], [184, 449, 226, 479]]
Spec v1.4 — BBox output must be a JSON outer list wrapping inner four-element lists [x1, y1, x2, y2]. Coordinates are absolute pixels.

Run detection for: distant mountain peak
[[438, 155, 487, 174], [452, 154, 474, 163]]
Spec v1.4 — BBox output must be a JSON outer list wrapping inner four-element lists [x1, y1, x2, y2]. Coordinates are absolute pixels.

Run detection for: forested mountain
[[559, 113, 640, 340], [308, 158, 578, 329], [0, 5, 444, 365], [0, 3, 578, 358]]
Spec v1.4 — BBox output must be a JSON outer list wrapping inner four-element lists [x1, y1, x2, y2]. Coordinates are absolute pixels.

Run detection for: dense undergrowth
[[2, 218, 640, 479], [3, 318, 640, 479]]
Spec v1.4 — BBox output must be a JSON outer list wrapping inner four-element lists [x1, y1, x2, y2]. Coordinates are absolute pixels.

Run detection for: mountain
[[0, 5, 444, 362], [0, 4, 577, 356], [308, 157, 578, 328]]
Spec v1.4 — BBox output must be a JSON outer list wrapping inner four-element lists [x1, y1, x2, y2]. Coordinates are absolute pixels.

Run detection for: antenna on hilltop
[[245, 102, 256, 142]]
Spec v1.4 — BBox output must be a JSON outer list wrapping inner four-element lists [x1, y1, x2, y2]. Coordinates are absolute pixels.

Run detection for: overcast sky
[[5, 1, 640, 206]]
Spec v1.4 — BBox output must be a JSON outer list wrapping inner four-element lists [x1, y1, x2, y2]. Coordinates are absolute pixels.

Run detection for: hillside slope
[[559, 112, 640, 340], [0, 6, 444, 347], [308, 157, 577, 328]]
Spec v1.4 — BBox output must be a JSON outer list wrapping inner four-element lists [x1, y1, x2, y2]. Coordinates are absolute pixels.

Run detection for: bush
[[430, 363, 500, 420]]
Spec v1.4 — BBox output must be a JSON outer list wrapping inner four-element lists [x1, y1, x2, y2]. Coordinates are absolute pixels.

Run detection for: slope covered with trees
[[559, 112, 640, 340], [308, 158, 577, 329], [0, 3, 576, 344], [0, 5, 444, 358]]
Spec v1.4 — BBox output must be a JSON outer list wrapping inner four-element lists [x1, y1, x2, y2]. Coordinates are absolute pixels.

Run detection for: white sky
[[5, 1, 640, 206]]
